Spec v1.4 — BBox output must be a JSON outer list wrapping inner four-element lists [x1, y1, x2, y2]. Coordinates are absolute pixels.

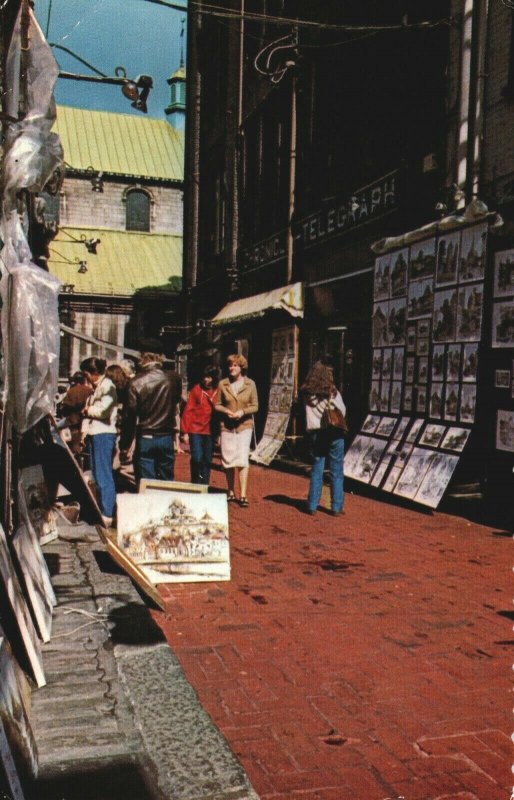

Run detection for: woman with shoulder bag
[[300, 356, 347, 517]]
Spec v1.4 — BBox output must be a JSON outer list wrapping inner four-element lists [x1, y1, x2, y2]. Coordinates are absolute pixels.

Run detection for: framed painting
[[390, 248, 408, 297], [372, 302, 389, 347], [429, 382, 444, 419], [406, 324, 417, 353], [493, 249, 514, 298], [370, 456, 393, 488], [382, 466, 403, 493], [393, 348, 404, 380], [407, 278, 434, 319], [381, 349, 393, 380], [459, 223, 487, 283], [456, 283, 483, 342], [388, 298, 407, 345], [375, 416, 397, 438], [495, 409, 514, 452], [403, 384, 413, 412], [494, 370, 510, 389], [435, 231, 460, 287], [344, 436, 388, 484], [393, 448, 435, 500], [419, 424, 447, 449], [462, 343, 478, 382], [390, 382, 402, 414], [416, 388, 428, 414], [433, 287, 458, 342], [19, 466, 58, 546], [369, 381, 380, 412], [431, 344, 445, 380], [372, 350, 382, 380], [491, 300, 514, 348], [374, 254, 391, 301], [414, 452, 460, 508], [405, 357, 415, 383], [440, 426, 471, 452], [446, 344, 461, 382], [404, 417, 425, 444], [0, 526, 45, 687], [361, 414, 381, 434], [459, 384, 476, 423], [392, 416, 411, 441], [0, 635, 38, 782], [417, 357, 429, 385], [409, 238, 436, 281], [444, 383, 460, 421], [117, 492, 230, 583], [416, 318, 431, 338]]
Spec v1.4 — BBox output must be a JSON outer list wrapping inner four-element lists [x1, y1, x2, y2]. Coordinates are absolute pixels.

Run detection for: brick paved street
[[154, 453, 512, 800]]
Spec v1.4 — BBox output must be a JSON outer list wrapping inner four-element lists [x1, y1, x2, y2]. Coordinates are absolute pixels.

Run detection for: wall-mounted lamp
[[85, 165, 104, 192], [62, 283, 75, 294], [77, 260, 88, 274], [57, 229, 101, 253], [85, 237, 101, 254]]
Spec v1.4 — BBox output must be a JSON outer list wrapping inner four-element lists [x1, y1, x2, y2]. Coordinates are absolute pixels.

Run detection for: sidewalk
[[155, 452, 511, 800]]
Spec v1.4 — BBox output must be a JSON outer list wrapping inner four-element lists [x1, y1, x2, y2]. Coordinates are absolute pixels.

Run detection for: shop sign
[[297, 170, 398, 249], [240, 230, 287, 271]]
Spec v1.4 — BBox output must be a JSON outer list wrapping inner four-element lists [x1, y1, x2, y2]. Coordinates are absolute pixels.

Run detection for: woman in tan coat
[[215, 354, 258, 507]]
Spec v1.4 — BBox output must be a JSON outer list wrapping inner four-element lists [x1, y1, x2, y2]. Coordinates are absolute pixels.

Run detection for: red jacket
[[181, 384, 217, 435]]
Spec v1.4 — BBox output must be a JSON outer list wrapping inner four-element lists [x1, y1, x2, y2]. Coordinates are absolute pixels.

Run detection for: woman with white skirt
[[215, 354, 259, 507]]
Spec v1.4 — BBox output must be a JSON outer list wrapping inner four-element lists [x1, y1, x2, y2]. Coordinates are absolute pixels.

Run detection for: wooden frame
[[139, 479, 208, 494], [96, 526, 165, 610]]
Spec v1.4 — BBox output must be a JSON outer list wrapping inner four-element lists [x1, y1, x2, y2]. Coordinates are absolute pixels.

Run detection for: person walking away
[[58, 371, 93, 459], [80, 357, 118, 526], [181, 365, 220, 485], [119, 350, 182, 483], [215, 354, 258, 507], [300, 357, 347, 516]]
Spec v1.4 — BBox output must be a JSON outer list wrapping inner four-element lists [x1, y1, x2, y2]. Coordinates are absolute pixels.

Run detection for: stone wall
[[60, 177, 183, 235]]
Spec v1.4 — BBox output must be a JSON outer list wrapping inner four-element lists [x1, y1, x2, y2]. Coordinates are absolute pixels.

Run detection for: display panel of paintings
[[117, 492, 230, 584], [496, 410, 514, 452], [459, 223, 487, 283], [493, 249, 514, 298], [0, 634, 38, 796], [0, 525, 45, 688], [491, 300, 514, 348], [436, 232, 460, 287]]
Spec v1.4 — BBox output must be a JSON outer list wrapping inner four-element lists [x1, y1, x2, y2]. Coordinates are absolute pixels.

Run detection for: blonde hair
[[227, 353, 248, 372]]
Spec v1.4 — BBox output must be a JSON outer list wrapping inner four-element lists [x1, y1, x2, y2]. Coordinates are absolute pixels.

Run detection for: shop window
[[125, 189, 151, 232]]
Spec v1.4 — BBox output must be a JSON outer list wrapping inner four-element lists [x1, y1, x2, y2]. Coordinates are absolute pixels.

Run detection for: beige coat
[[215, 377, 258, 432]]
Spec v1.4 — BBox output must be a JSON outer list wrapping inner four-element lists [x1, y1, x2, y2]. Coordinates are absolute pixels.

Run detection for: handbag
[[320, 399, 349, 435]]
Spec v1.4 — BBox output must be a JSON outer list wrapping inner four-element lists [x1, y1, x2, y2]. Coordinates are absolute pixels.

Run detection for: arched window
[[125, 189, 151, 232]]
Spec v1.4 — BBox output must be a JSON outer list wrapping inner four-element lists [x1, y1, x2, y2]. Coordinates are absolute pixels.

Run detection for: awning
[[211, 282, 303, 325]]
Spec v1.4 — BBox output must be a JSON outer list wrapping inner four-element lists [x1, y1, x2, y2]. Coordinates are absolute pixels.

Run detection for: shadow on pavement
[[31, 758, 158, 800], [263, 493, 305, 511], [108, 601, 166, 646]]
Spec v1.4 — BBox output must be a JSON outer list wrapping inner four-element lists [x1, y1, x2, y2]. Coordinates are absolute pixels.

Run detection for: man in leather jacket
[[119, 351, 182, 482]]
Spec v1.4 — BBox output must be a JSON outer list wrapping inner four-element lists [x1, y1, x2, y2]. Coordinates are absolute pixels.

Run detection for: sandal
[[239, 497, 249, 508], [227, 492, 237, 503]]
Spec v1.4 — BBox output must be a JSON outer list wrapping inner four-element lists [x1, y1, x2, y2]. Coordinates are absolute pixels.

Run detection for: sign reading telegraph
[[298, 170, 398, 248]]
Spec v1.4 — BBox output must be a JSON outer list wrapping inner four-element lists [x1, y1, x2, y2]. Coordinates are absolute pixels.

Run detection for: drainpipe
[[286, 68, 297, 283], [456, 0, 474, 206], [228, 0, 244, 291], [471, 0, 489, 199]]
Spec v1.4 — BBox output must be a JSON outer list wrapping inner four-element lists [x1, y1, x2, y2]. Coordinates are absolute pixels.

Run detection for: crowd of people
[[57, 349, 346, 527]]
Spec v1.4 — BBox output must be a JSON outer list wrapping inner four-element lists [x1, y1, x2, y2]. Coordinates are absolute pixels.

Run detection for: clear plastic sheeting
[[0, 264, 62, 433], [1, 5, 63, 266]]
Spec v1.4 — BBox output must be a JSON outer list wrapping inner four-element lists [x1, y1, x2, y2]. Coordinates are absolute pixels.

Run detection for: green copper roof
[[54, 105, 184, 182], [49, 226, 182, 296]]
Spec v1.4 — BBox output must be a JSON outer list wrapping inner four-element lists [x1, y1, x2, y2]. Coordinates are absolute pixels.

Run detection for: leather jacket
[[120, 366, 182, 449]]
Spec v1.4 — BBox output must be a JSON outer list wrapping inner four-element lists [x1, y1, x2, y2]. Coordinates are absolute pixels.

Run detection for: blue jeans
[[189, 433, 214, 485], [88, 433, 116, 518], [135, 434, 174, 482], [307, 431, 345, 513]]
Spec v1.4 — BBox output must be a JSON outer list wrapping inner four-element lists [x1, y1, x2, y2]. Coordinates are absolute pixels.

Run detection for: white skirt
[[220, 428, 253, 468]]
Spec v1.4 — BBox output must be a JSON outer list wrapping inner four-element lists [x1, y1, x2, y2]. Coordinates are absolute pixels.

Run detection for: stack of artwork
[[252, 326, 296, 465], [491, 249, 514, 453], [117, 489, 230, 584], [372, 223, 486, 422], [345, 415, 466, 508]]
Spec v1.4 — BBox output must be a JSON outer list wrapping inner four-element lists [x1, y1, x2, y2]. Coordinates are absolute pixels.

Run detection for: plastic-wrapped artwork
[[0, 264, 61, 433], [0, 6, 63, 267]]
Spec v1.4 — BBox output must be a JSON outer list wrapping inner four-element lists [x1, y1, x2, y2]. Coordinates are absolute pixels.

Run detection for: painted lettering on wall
[[240, 231, 287, 270], [298, 171, 398, 248]]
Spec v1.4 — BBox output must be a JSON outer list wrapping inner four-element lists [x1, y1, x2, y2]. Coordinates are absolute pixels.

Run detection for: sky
[[33, 0, 187, 119]]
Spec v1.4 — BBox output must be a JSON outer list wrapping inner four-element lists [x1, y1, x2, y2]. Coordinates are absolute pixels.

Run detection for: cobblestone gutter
[[30, 520, 259, 800]]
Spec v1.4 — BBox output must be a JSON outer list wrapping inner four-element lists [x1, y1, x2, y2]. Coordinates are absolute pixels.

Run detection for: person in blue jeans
[[301, 358, 347, 516], [181, 365, 220, 484], [119, 348, 182, 484], [80, 357, 118, 526]]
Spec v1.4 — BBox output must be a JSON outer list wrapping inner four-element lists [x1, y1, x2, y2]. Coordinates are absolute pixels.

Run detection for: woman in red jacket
[[181, 366, 220, 485]]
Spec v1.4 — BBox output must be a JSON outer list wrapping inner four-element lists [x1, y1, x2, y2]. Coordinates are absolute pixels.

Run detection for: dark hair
[[106, 364, 130, 390], [80, 357, 106, 375], [300, 360, 335, 400], [202, 365, 220, 387], [69, 371, 86, 385]]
